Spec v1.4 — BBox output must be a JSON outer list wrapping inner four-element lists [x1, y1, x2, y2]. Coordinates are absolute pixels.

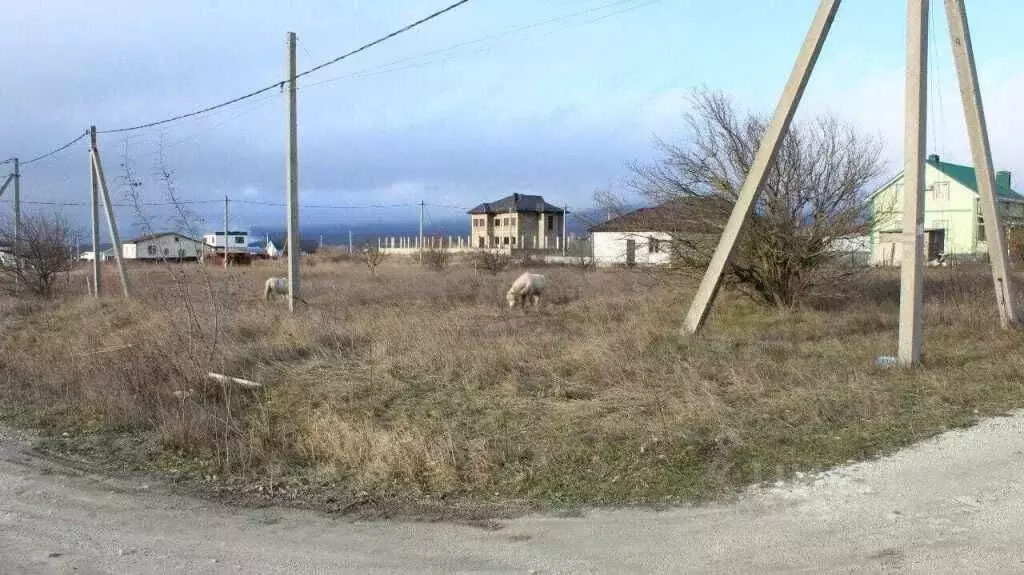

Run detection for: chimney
[[927, 154, 940, 164], [997, 170, 1011, 190]]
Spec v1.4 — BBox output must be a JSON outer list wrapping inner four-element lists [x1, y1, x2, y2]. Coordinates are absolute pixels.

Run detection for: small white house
[[265, 237, 281, 258], [80, 249, 115, 262], [203, 230, 250, 254], [122, 232, 207, 261], [588, 199, 727, 267]]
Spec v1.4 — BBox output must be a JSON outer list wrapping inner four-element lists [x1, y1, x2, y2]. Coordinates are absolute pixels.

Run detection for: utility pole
[[285, 31, 300, 312], [945, 0, 1019, 327], [223, 194, 229, 269], [319, 233, 324, 251], [90, 126, 129, 298], [90, 133, 101, 297], [897, 0, 928, 366], [562, 203, 568, 257], [348, 229, 353, 254], [418, 200, 425, 264], [12, 157, 19, 276], [682, 0, 839, 335]]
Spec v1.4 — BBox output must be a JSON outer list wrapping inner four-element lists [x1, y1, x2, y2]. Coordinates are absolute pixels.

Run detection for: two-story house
[[467, 193, 566, 249], [867, 154, 1024, 265]]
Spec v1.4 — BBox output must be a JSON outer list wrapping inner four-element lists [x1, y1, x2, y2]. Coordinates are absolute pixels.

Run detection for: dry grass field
[[1, 254, 1023, 513]]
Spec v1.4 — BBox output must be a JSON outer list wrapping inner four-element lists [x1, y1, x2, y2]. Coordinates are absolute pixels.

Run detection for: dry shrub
[[2, 260, 1024, 508], [473, 250, 511, 275]]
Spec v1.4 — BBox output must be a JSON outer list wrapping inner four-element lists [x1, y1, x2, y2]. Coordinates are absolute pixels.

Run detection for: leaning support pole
[[681, 0, 841, 335], [90, 126, 130, 299], [944, 0, 1019, 328], [897, 0, 929, 367]]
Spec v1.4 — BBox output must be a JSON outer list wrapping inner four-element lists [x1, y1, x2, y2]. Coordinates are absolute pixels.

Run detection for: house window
[[495, 219, 501, 228], [503, 236, 510, 245], [147, 245, 157, 255], [503, 217, 510, 226], [930, 181, 950, 201], [648, 237, 662, 253], [547, 217, 554, 231], [173, 236, 180, 243], [234, 236, 245, 245]]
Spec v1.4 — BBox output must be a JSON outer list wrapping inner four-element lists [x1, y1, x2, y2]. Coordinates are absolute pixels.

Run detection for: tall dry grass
[[2, 258, 1023, 506]]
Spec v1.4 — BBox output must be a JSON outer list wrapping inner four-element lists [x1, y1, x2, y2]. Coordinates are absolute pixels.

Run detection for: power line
[[299, 0, 653, 92], [97, 0, 474, 135], [0, 198, 471, 210], [4, 131, 90, 169]]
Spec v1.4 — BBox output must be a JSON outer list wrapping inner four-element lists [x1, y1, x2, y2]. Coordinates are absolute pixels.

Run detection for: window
[[173, 236, 180, 243], [977, 200, 986, 242], [547, 217, 554, 231], [163, 248, 169, 255], [648, 237, 662, 253], [495, 219, 501, 228], [930, 181, 950, 201], [503, 217, 510, 226], [234, 236, 245, 245], [503, 236, 510, 245], [147, 245, 157, 255]]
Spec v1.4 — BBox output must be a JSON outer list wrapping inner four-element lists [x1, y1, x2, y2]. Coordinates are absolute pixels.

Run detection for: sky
[[1, 0, 1023, 237]]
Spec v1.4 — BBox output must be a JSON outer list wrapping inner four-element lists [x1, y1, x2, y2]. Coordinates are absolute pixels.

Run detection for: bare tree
[[358, 246, 387, 276], [623, 89, 886, 307], [0, 213, 75, 298]]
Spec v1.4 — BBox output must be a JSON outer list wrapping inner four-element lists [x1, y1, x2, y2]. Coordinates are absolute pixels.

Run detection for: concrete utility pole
[[285, 31, 300, 312], [90, 137, 101, 297], [419, 200, 425, 264], [682, 0, 841, 336], [944, 0, 1019, 328], [223, 194, 229, 269], [12, 157, 19, 275], [897, 0, 929, 366], [348, 229, 353, 254], [90, 126, 130, 299], [319, 233, 324, 251], [562, 203, 568, 257]]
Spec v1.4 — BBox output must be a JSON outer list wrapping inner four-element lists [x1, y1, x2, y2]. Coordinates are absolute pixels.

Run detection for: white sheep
[[264, 277, 289, 301], [506, 271, 547, 310]]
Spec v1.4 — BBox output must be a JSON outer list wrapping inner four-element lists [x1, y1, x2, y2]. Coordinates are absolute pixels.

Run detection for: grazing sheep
[[264, 277, 289, 301], [506, 271, 547, 310]]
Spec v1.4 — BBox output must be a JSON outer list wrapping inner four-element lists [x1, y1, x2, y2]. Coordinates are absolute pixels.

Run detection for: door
[[625, 239, 636, 267], [926, 229, 946, 261]]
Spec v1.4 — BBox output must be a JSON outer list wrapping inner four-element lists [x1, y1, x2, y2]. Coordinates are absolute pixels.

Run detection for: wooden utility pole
[[223, 194, 229, 269], [944, 0, 1019, 327], [285, 31, 300, 313], [90, 126, 130, 298], [682, 0, 841, 335], [418, 200, 425, 263], [897, 0, 929, 366], [90, 136, 101, 297]]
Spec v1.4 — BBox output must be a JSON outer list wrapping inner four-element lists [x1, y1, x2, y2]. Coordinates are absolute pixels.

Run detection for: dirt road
[[2, 413, 1024, 574]]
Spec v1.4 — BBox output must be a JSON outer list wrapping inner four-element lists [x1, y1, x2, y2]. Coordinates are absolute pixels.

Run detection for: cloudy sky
[[2, 0, 1023, 235]]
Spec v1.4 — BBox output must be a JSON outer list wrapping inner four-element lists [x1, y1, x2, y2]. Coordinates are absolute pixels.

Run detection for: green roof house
[[867, 154, 1024, 265]]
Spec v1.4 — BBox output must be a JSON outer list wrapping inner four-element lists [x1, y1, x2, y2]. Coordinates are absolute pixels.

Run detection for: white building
[[80, 249, 115, 262], [123, 232, 207, 261], [202, 230, 250, 254], [588, 199, 726, 267]]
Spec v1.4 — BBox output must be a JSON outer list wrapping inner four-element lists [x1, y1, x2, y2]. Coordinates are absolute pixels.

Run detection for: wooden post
[[897, 0, 928, 366], [944, 0, 1019, 327], [682, 0, 841, 335], [286, 31, 300, 313], [562, 203, 568, 256], [90, 126, 130, 298], [90, 136, 101, 297]]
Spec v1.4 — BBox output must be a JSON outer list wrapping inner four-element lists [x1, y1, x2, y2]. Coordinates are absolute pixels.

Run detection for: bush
[[422, 247, 450, 272], [473, 250, 511, 275]]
